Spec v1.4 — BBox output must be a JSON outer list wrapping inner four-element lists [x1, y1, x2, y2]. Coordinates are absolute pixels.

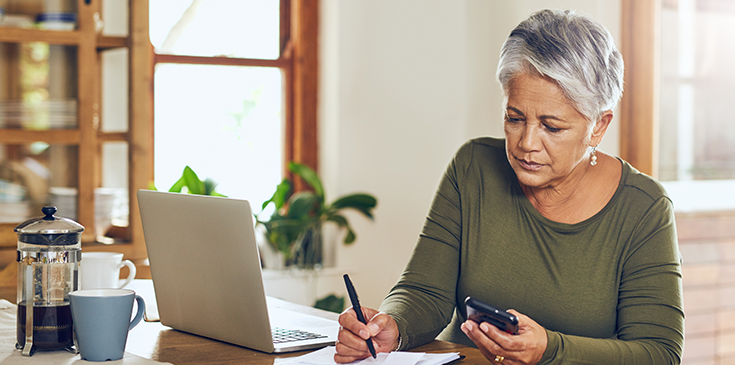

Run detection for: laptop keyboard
[[271, 327, 328, 344]]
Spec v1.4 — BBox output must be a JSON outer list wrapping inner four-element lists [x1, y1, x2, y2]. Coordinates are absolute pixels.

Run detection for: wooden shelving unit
[[0, 0, 153, 266]]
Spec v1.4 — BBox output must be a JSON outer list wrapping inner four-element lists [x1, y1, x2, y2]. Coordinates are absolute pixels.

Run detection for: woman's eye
[[544, 125, 562, 133], [505, 116, 522, 124]]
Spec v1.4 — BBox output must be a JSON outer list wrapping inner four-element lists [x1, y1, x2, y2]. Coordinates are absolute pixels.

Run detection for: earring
[[590, 146, 598, 166]]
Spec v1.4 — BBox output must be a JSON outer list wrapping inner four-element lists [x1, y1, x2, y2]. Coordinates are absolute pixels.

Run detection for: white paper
[[416, 352, 461, 365], [381, 352, 425, 365], [275, 346, 460, 365]]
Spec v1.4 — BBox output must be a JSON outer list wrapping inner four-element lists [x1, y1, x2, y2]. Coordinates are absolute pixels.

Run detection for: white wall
[[320, 0, 622, 308]]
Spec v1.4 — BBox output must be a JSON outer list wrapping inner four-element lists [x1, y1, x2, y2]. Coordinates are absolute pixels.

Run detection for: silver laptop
[[137, 190, 339, 353]]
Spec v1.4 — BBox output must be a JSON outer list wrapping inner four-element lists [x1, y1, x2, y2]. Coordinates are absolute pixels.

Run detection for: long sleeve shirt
[[379, 137, 684, 364]]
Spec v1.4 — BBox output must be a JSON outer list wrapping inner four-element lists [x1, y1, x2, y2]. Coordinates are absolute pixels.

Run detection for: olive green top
[[379, 137, 684, 364]]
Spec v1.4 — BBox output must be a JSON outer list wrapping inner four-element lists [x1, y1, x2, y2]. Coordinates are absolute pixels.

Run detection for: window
[[621, 0, 735, 212], [622, 2, 735, 364], [0, 0, 317, 262], [149, 0, 283, 206], [658, 0, 735, 211], [148, 0, 318, 206]]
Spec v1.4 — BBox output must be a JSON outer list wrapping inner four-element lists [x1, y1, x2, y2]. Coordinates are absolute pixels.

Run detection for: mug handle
[[129, 294, 146, 330], [117, 260, 137, 288]]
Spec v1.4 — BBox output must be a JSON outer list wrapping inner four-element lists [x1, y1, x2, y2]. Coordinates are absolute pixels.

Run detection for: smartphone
[[464, 296, 519, 335]]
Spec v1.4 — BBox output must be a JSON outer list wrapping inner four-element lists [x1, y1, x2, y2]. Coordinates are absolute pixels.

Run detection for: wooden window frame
[[122, 0, 319, 263], [619, 0, 660, 177]]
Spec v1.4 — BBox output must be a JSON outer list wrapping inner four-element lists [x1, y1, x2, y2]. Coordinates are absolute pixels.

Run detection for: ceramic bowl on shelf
[[36, 12, 77, 30], [0, 14, 34, 28]]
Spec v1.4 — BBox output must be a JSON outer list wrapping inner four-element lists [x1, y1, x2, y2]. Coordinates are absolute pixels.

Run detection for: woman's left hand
[[460, 309, 547, 365]]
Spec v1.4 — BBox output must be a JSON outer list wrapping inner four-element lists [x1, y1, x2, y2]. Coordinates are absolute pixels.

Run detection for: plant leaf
[[314, 294, 345, 313], [329, 193, 377, 219], [326, 213, 357, 244], [168, 176, 186, 193], [261, 179, 291, 211], [287, 192, 320, 219], [204, 178, 219, 196], [182, 166, 205, 195], [343, 226, 356, 244], [289, 162, 324, 199], [261, 217, 305, 257], [325, 214, 348, 228]]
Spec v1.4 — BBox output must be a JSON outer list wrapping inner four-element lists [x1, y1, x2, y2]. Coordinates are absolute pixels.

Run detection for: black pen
[[343, 274, 377, 359]]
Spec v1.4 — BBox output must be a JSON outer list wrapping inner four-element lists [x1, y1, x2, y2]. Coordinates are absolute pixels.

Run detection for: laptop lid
[[137, 190, 338, 353]]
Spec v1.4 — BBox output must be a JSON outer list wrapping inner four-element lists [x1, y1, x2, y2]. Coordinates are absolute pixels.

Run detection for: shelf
[[0, 27, 128, 49], [0, 0, 150, 265], [97, 36, 128, 50], [0, 129, 81, 144], [0, 130, 130, 144], [97, 132, 128, 142], [0, 27, 80, 45]]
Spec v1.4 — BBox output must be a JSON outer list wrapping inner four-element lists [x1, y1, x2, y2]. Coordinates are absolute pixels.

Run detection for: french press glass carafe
[[14, 206, 83, 356]]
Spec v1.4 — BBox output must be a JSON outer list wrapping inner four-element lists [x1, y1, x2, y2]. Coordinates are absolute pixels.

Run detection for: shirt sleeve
[[540, 196, 685, 364], [378, 141, 470, 350]]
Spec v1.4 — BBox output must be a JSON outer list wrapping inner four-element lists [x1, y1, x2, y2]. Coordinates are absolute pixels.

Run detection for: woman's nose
[[518, 124, 542, 152]]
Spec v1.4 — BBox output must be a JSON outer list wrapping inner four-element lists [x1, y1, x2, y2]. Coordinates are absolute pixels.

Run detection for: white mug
[[80, 252, 136, 290]]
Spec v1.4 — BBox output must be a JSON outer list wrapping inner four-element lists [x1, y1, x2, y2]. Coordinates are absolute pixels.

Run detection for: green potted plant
[[256, 162, 377, 269], [149, 166, 226, 196]]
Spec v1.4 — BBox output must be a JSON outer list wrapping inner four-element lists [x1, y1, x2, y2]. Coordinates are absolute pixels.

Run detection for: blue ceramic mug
[[69, 289, 145, 362]]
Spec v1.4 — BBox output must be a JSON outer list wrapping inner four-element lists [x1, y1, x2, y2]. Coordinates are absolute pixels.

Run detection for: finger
[[366, 312, 393, 336], [337, 325, 371, 352], [507, 309, 525, 327], [479, 321, 523, 352], [507, 309, 533, 331], [335, 337, 371, 357], [338, 307, 371, 340], [463, 320, 518, 363], [334, 349, 370, 364], [462, 321, 504, 356]]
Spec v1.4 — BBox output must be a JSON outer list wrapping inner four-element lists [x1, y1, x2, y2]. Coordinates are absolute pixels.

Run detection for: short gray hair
[[496, 9, 624, 122]]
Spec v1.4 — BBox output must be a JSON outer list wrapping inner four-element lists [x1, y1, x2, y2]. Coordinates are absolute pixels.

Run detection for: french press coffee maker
[[14, 206, 83, 356]]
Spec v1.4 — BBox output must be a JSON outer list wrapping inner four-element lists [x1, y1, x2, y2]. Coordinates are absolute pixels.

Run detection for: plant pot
[[255, 225, 286, 270], [289, 225, 323, 269]]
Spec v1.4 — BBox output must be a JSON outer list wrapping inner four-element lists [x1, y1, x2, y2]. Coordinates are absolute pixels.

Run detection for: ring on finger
[[494, 355, 505, 363]]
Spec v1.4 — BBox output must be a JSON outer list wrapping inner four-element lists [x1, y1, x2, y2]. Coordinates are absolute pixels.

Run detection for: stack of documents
[[276, 346, 461, 365]]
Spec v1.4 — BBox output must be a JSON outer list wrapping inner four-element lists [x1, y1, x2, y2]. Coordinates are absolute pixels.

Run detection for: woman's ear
[[590, 110, 613, 146]]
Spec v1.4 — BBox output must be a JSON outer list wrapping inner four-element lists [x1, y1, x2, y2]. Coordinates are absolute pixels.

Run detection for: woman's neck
[[521, 153, 621, 224]]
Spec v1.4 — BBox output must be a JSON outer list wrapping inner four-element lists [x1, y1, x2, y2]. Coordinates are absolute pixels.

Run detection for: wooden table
[[126, 320, 483, 364], [0, 285, 485, 364]]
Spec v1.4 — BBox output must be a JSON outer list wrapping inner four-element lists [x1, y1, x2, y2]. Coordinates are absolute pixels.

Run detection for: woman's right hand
[[334, 306, 400, 363]]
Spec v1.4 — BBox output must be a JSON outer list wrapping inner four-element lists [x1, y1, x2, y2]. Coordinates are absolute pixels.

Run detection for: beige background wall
[[319, 0, 622, 308]]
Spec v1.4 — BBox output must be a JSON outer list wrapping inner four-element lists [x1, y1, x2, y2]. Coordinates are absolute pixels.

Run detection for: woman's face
[[503, 73, 601, 190]]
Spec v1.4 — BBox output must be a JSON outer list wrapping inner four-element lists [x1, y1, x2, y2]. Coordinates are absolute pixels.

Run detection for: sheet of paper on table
[[275, 346, 460, 365]]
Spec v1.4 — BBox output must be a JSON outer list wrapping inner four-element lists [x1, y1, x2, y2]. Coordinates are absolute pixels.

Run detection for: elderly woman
[[335, 9, 684, 365]]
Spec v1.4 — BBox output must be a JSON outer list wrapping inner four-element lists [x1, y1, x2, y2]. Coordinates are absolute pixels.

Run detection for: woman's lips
[[517, 158, 543, 171]]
